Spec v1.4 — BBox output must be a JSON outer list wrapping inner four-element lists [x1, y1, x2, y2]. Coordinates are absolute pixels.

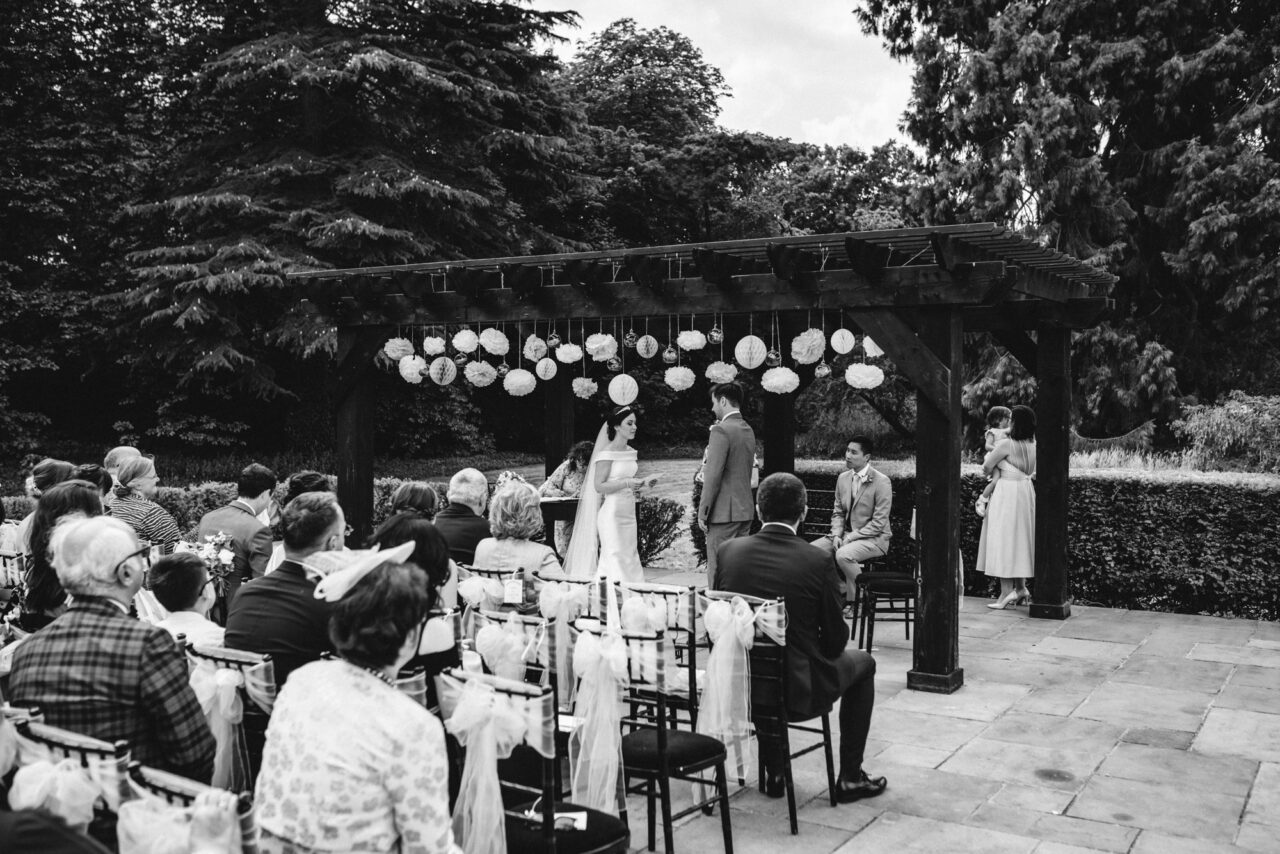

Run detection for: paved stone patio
[[627, 574, 1280, 853]]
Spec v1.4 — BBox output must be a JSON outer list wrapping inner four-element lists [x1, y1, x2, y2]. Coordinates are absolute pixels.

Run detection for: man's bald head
[[51, 516, 142, 598], [447, 468, 489, 515]]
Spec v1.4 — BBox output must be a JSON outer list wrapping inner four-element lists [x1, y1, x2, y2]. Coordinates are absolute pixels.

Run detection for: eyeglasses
[[112, 545, 151, 579]]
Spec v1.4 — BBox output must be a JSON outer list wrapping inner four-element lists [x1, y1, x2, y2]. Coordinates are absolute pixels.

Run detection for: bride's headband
[[312, 541, 416, 602], [611, 405, 635, 422]]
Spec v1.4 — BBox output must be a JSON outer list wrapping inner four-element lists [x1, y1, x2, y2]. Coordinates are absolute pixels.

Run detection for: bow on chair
[[8, 759, 101, 832], [475, 614, 539, 682], [190, 661, 248, 791], [538, 581, 589, 706], [458, 576, 504, 613], [570, 628, 628, 815], [697, 597, 759, 781], [446, 680, 528, 854]]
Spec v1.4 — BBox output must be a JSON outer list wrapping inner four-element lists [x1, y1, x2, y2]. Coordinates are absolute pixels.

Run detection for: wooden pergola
[[291, 222, 1115, 694]]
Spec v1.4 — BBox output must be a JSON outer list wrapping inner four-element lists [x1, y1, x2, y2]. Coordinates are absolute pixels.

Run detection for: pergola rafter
[[291, 222, 1116, 695]]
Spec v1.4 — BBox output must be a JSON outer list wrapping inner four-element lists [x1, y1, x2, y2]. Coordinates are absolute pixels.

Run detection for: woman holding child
[[977, 404, 1037, 609]]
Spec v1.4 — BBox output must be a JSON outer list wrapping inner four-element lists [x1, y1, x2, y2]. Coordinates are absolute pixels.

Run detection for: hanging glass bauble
[[607, 355, 623, 372], [453, 352, 469, 366], [707, 325, 724, 345], [496, 362, 511, 378], [623, 329, 638, 349], [765, 348, 782, 368], [546, 330, 561, 349], [814, 359, 832, 380], [662, 345, 679, 364]]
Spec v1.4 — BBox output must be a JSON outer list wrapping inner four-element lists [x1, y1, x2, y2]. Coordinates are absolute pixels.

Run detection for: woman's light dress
[[976, 442, 1036, 579], [595, 449, 644, 583]]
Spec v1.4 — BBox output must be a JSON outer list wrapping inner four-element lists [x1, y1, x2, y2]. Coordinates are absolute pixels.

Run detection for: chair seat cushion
[[860, 574, 915, 595], [622, 729, 725, 773], [506, 800, 629, 854]]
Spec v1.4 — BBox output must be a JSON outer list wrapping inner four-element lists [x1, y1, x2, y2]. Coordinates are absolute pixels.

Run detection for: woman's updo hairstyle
[[329, 562, 432, 669], [115, 456, 157, 498], [1009, 405, 1037, 441], [605, 405, 635, 441]]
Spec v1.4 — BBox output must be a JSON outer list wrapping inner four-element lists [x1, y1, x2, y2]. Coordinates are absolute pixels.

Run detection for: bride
[[563, 406, 656, 582]]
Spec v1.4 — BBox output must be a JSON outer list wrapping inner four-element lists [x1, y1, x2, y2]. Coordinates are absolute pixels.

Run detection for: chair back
[[617, 581, 699, 718], [703, 589, 790, 714], [533, 568, 604, 618], [572, 618, 667, 700], [14, 719, 131, 807], [0, 547, 24, 589], [181, 640, 276, 793], [126, 762, 258, 854], [456, 563, 531, 614]]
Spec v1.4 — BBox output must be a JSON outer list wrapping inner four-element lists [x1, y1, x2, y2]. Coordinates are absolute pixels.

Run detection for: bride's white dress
[[595, 449, 644, 583]]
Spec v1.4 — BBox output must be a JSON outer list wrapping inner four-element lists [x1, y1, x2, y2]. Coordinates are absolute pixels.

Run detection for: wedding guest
[[18, 480, 103, 632], [716, 473, 886, 803], [14, 458, 77, 555], [433, 468, 490, 565], [473, 483, 561, 575], [974, 406, 1012, 518], [538, 440, 594, 554], [264, 470, 333, 574], [254, 551, 456, 854], [8, 516, 215, 781], [978, 404, 1037, 609], [698, 381, 757, 586], [225, 492, 345, 686], [151, 552, 225, 647], [101, 446, 141, 510], [388, 480, 439, 518], [368, 512, 455, 610], [107, 456, 181, 555], [71, 464, 114, 503], [197, 463, 278, 619], [811, 436, 892, 609]]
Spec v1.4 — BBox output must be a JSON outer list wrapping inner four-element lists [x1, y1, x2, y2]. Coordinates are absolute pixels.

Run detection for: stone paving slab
[[879, 678, 1031, 722], [1028, 636, 1139, 665], [1190, 642, 1280, 668], [965, 803, 1139, 853], [939, 738, 1105, 793], [1244, 761, 1280, 828], [1072, 681, 1215, 732], [1130, 830, 1260, 853], [1194, 707, 1280, 763], [833, 812, 1037, 853], [1068, 773, 1246, 842], [1109, 654, 1235, 693], [1096, 742, 1257, 796]]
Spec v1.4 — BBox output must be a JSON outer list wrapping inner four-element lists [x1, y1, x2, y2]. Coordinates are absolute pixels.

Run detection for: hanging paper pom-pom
[[384, 337, 414, 361], [479, 327, 509, 356], [664, 366, 695, 391], [635, 335, 660, 359], [464, 361, 497, 387], [585, 332, 618, 362], [862, 336, 884, 358], [546, 330, 562, 349], [609, 374, 639, 405], [830, 328, 856, 355], [846, 363, 885, 389], [677, 330, 707, 351], [790, 328, 826, 365], [523, 334, 547, 362], [422, 336, 446, 357], [428, 356, 457, 385], [452, 329, 479, 354], [572, 377, 597, 399], [398, 355, 426, 384], [535, 357, 558, 380], [762, 367, 800, 394], [705, 361, 738, 383], [735, 335, 767, 369], [555, 342, 583, 364], [503, 368, 536, 396], [814, 360, 832, 380]]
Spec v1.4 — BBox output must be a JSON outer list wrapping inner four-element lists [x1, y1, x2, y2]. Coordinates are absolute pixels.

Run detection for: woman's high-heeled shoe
[[987, 591, 1019, 610], [1016, 591, 1032, 605]]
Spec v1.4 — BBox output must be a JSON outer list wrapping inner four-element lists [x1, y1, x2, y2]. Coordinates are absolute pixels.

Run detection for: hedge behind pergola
[[291, 222, 1115, 694]]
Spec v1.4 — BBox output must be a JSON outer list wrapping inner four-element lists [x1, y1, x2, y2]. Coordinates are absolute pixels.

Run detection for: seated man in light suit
[[812, 435, 892, 604]]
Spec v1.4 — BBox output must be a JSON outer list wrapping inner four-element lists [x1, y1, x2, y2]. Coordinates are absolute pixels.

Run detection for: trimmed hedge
[[691, 462, 1280, 620]]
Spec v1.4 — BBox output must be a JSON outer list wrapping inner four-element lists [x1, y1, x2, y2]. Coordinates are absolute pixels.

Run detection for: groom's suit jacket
[[698, 412, 756, 524], [830, 466, 892, 548]]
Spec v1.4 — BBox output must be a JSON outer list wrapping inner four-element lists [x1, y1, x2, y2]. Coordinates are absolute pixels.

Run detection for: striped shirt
[[108, 493, 182, 553]]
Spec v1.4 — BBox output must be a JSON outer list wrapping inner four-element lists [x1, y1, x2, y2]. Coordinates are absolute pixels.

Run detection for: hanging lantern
[[845, 363, 885, 389], [662, 345, 679, 364], [814, 359, 832, 380], [635, 335, 660, 359], [862, 336, 884, 358], [707, 325, 724, 345], [453, 352, 469, 366], [503, 368, 536, 396], [623, 328, 638, 348], [608, 374, 639, 406], [535, 357, 558, 380], [496, 362, 511, 378], [428, 356, 457, 385], [546, 330, 562, 349], [830, 328, 856, 355], [765, 348, 782, 368], [735, 335, 767, 369], [606, 355, 623, 372]]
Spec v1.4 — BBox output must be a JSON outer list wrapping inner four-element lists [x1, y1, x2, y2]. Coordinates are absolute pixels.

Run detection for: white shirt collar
[[854, 463, 872, 481], [719, 409, 741, 422], [761, 521, 798, 535]]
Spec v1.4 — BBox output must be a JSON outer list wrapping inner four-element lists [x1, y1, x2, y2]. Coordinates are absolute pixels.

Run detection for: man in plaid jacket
[[9, 516, 215, 782]]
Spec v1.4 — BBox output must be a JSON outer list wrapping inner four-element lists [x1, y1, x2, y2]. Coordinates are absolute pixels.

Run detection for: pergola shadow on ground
[[294, 222, 1115, 693]]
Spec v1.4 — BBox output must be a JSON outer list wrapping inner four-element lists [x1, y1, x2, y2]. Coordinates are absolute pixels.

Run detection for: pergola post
[[1032, 324, 1072, 619], [907, 308, 965, 693], [334, 327, 382, 545], [544, 364, 574, 476]]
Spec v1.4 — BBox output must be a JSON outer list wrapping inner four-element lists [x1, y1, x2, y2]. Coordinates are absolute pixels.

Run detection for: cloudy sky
[[529, 0, 916, 150]]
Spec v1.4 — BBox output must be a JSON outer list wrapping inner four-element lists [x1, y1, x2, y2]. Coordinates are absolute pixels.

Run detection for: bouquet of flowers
[[176, 532, 236, 599]]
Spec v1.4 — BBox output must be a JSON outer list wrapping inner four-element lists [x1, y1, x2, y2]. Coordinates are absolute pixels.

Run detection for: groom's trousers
[[705, 520, 752, 588]]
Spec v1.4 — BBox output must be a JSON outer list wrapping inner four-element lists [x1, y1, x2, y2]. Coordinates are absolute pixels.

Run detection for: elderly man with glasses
[[7, 516, 215, 782]]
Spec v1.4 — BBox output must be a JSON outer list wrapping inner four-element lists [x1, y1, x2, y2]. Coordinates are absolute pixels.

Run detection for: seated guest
[[433, 468, 491, 565], [15, 458, 77, 555], [369, 512, 455, 610], [19, 479, 103, 632], [8, 516, 215, 781], [473, 483, 561, 575], [715, 473, 887, 803], [197, 463, 278, 619], [151, 552, 225, 647], [107, 456, 181, 555], [388, 480, 440, 519], [811, 436, 892, 606], [264, 470, 332, 574], [254, 547, 457, 854], [225, 492, 345, 686], [71, 464, 114, 503], [101, 445, 141, 510], [539, 440, 594, 554]]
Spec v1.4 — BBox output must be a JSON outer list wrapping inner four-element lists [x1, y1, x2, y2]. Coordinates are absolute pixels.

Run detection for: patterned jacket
[[8, 596, 215, 782]]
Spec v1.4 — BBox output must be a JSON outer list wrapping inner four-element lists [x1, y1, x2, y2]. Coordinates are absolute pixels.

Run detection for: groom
[[697, 381, 756, 587]]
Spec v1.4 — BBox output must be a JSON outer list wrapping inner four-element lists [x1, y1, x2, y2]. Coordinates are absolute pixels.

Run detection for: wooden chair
[[704, 591, 838, 835], [128, 762, 258, 854], [437, 667, 630, 854], [616, 581, 701, 730], [181, 640, 275, 790], [853, 564, 916, 651], [457, 563, 534, 614], [14, 718, 132, 844], [533, 568, 605, 622], [572, 620, 732, 854], [401, 607, 463, 710]]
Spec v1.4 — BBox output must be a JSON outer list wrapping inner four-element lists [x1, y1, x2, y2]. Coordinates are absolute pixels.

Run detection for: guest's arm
[[698, 424, 730, 528], [246, 524, 272, 579], [140, 630, 216, 782], [829, 473, 848, 540], [983, 439, 1013, 477], [539, 547, 562, 575], [814, 553, 851, 656], [854, 479, 892, 540], [146, 506, 183, 554], [539, 461, 571, 497]]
